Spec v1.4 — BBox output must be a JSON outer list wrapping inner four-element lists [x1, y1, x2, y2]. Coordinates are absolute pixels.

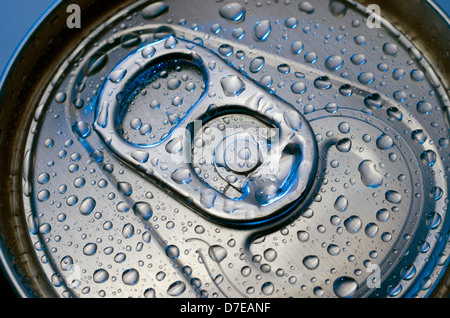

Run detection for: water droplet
[[209, 245, 227, 263], [84, 52, 108, 76], [171, 168, 192, 184], [325, 102, 338, 113], [420, 150, 436, 166], [303, 255, 319, 270], [232, 28, 245, 40], [364, 93, 382, 108], [354, 35, 366, 45], [392, 68, 405, 80], [44, 138, 55, 149], [39, 223, 51, 234], [387, 107, 403, 121], [333, 276, 359, 298], [220, 75, 245, 96], [291, 82, 307, 94], [385, 190, 402, 204], [37, 189, 50, 202], [416, 101, 433, 114], [285, 17, 298, 29], [83, 243, 98, 256], [297, 230, 310, 242], [339, 84, 353, 97], [259, 75, 272, 87], [165, 245, 180, 260], [255, 184, 279, 205], [418, 241, 430, 253], [334, 195, 348, 212], [79, 197, 96, 215], [365, 223, 379, 238], [121, 33, 141, 49], [401, 265, 416, 281], [350, 53, 366, 65], [314, 76, 331, 89], [344, 215, 362, 233], [263, 248, 277, 262], [327, 244, 341, 256], [93, 269, 109, 283], [299, 1, 315, 14], [253, 20, 271, 42], [167, 281, 186, 296], [60, 255, 74, 271], [277, 64, 290, 74], [142, 2, 169, 19], [167, 78, 181, 90], [37, 172, 50, 185], [290, 41, 304, 55], [383, 42, 398, 56], [164, 36, 178, 49], [377, 63, 389, 73], [376, 134, 394, 150], [219, 3, 245, 22], [410, 69, 424, 81], [387, 283, 402, 297], [133, 201, 152, 220], [109, 68, 127, 83], [241, 266, 251, 277], [218, 44, 234, 57], [165, 137, 183, 154], [249, 56, 265, 73], [358, 160, 383, 188], [376, 208, 390, 222], [358, 72, 375, 84], [381, 233, 392, 244], [117, 182, 132, 196], [156, 271, 166, 281], [55, 92, 66, 103], [336, 138, 352, 152], [411, 130, 427, 145], [144, 288, 156, 298], [122, 223, 135, 238], [426, 212, 442, 229], [304, 51, 318, 63], [122, 268, 139, 286], [393, 91, 407, 103], [142, 46, 156, 59], [430, 186, 443, 201], [329, 0, 348, 17], [261, 282, 274, 295], [325, 55, 344, 71]]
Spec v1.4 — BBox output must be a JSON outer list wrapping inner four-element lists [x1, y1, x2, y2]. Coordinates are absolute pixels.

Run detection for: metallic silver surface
[[0, 0, 449, 298]]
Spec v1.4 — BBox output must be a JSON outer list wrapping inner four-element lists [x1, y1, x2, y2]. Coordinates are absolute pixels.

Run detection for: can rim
[[426, 0, 450, 26], [0, 0, 63, 298]]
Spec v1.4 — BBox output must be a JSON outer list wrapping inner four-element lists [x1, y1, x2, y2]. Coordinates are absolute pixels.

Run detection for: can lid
[[12, 0, 450, 298]]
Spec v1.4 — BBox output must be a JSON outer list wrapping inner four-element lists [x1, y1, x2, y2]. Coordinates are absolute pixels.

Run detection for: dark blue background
[[0, 0, 448, 299]]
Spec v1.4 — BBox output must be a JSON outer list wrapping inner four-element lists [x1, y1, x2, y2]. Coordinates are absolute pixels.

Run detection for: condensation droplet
[[142, 2, 169, 19], [219, 3, 245, 22], [167, 281, 186, 296], [358, 160, 383, 188], [334, 195, 348, 212], [333, 276, 359, 298], [253, 20, 271, 42], [209, 245, 227, 263], [122, 268, 139, 286]]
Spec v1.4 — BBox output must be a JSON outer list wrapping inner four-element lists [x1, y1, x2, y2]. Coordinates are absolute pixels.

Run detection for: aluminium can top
[[0, 0, 449, 298]]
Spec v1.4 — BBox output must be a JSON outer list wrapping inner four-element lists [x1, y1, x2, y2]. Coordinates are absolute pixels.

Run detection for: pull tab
[[94, 36, 318, 226]]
